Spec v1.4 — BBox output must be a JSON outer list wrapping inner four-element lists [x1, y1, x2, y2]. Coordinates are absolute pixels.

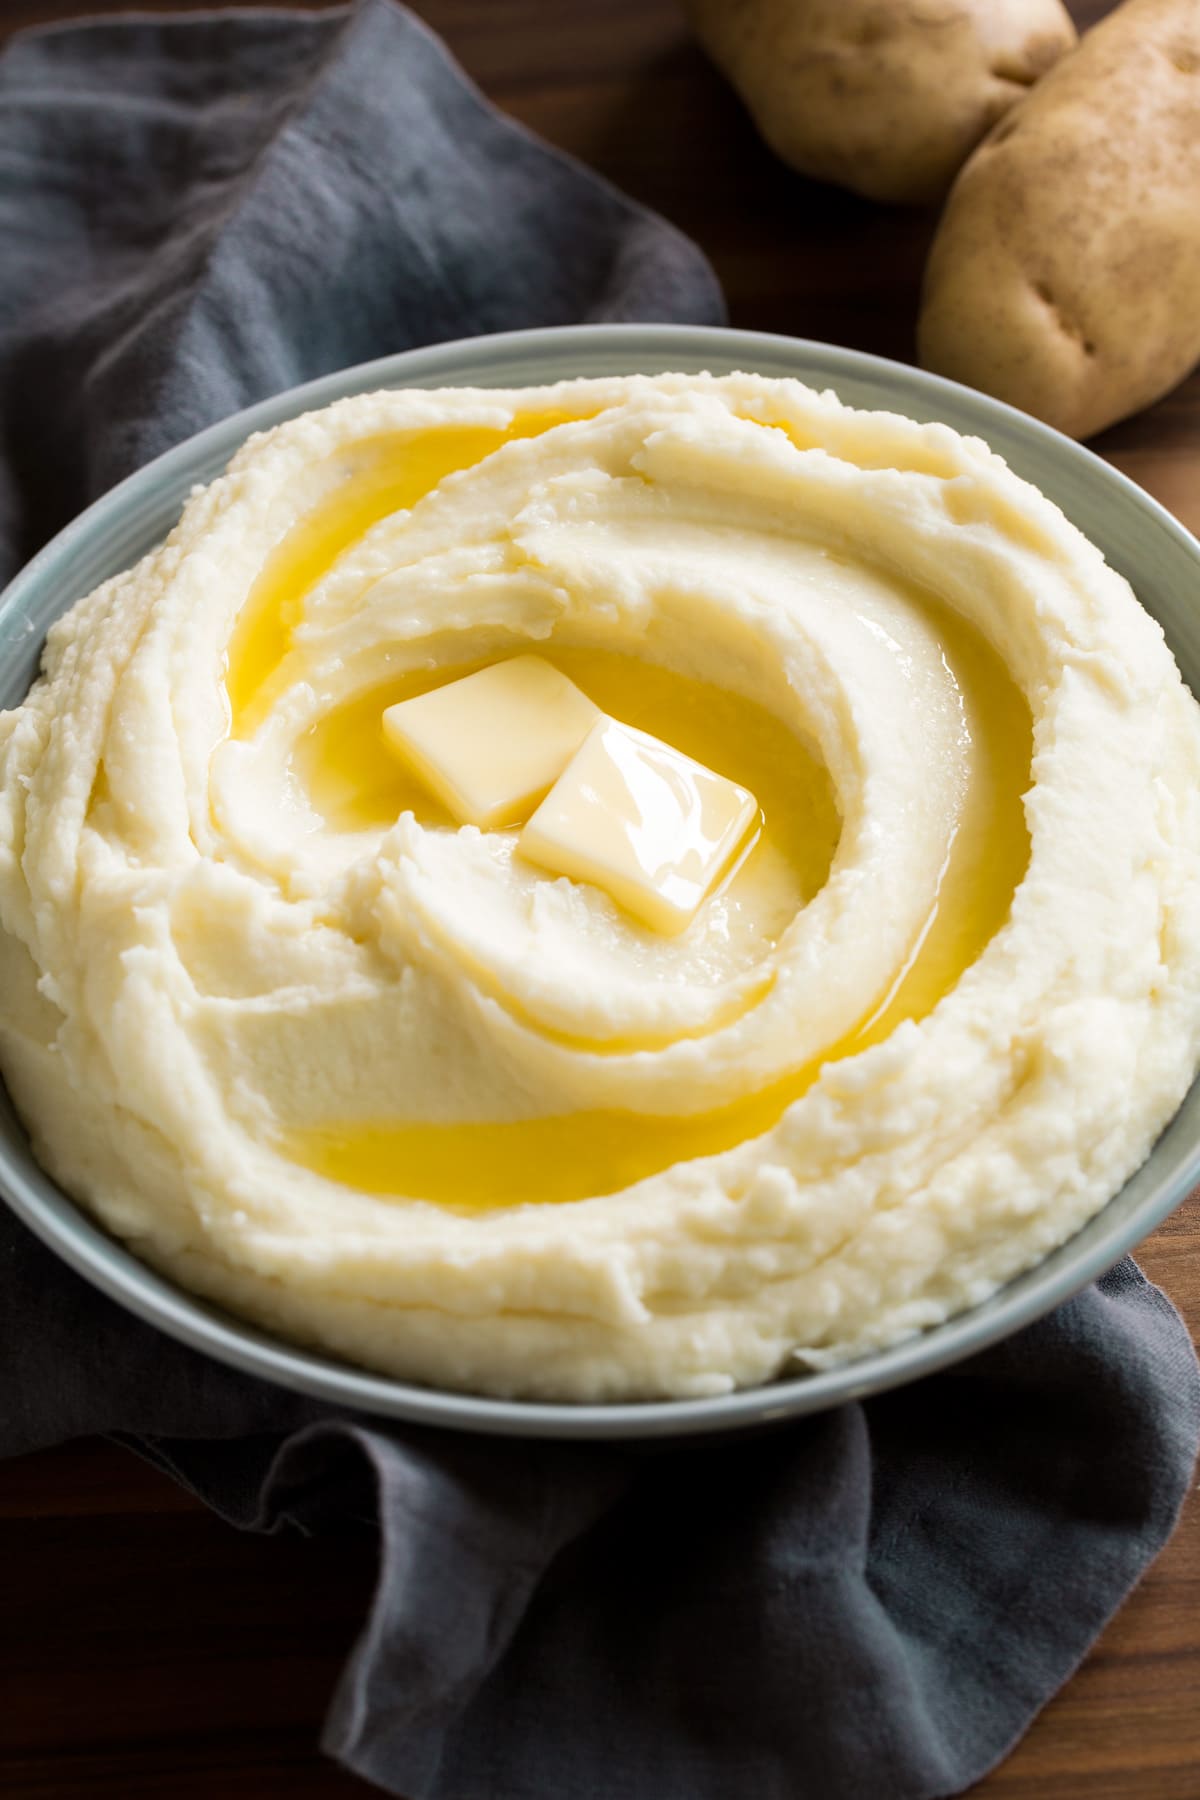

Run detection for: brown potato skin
[[684, 0, 1076, 205], [918, 0, 1200, 440]]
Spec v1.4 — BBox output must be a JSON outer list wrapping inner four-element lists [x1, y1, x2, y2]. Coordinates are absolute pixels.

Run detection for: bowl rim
[[3, 320, 1200, 1440]]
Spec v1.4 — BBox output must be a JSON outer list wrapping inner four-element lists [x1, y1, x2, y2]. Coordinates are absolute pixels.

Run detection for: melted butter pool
[[219, 410, 1033, 1210], [279, 609, 1030, 1207]]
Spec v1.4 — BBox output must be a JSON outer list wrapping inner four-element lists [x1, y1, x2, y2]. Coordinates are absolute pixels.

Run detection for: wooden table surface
[[2, 2, 1197, 1795]]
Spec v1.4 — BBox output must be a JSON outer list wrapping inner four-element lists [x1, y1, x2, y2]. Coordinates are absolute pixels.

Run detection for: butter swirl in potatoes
[[2, 373, 1199, 1400]]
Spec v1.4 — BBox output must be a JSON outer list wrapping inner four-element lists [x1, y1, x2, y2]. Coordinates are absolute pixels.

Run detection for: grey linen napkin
[[0, 6, 1197, 1798]]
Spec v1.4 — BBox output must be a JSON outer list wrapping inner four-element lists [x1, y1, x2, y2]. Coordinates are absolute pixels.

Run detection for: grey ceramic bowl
[[3, 324, 1199, 1439]]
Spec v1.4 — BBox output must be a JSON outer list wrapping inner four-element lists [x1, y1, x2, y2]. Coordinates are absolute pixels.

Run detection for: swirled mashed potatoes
[[2, 373, 1200, 1401]]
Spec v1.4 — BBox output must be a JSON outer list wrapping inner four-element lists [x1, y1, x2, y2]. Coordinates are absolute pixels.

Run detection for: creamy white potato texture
[[2, 373, 1200, 1401]]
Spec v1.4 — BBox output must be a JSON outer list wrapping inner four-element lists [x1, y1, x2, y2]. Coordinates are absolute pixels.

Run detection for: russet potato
[[918, 0, 1200, 439], [683, 0, 1076, 205]]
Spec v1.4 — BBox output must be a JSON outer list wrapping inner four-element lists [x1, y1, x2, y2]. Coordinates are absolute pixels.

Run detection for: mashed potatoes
[[1, 372, 1199, 1399]]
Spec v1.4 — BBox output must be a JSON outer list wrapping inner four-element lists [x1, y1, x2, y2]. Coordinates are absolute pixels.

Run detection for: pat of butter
[[519, 718, 758, 934], [382, 656, 598, 828]]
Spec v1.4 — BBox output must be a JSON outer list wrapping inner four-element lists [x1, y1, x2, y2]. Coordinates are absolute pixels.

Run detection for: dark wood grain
[[1, 1, 1198, 1795]]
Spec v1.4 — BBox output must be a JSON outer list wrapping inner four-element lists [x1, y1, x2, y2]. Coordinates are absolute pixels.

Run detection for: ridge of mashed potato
[[2, 372, 1200, 1401]]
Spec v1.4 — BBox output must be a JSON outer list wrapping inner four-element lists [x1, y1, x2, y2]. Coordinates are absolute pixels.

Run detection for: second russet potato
[[688, 0, 1200, 438], [682, 0, 1077, 205], [919, 0, 1200, 438]]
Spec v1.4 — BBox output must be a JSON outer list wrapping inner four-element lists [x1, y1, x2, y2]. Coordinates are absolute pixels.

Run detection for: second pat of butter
[[381, 656, 598, 828], [520, 718, 758, 935]]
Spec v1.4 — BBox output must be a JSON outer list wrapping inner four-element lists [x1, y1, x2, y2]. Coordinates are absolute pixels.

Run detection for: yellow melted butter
[[282, 612, 1030, 1207], [219, 407, 1033, 1210], [293, 646, 838, 1056], [296, 644, 839, 902]]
